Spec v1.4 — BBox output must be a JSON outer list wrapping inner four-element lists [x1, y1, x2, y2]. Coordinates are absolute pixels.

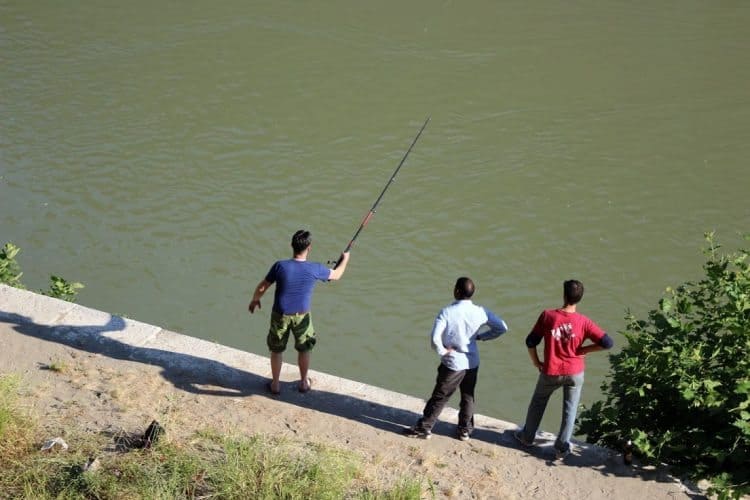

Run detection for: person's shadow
[[0, 309, 421, 434], [0, 308, 710, 495], [1, 310, 259, 396]]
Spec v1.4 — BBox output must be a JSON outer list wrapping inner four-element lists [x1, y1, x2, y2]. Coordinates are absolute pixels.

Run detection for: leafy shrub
[[0, 242, 83, 302], [0, 243, 23, 288], [578, 233, 750, 498]]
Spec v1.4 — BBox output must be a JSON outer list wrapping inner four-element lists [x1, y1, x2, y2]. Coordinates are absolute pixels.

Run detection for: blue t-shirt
[[265, 259, 331, 314]]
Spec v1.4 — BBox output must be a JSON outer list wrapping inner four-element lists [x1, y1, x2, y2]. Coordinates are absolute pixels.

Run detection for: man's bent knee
[[294, 335, 316, 353]]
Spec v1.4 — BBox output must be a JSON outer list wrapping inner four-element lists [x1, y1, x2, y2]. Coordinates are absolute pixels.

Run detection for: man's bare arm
[[248, 279, 272, 313], [527, 347, 543, 371], [328, 252, 350, 281]]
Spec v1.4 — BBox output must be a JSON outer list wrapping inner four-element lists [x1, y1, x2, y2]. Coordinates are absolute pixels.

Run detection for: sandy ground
[[0, 311, 707, 500]]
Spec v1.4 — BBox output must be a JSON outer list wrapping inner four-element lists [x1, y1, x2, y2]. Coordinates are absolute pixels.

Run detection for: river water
[[2, 1, 749, 434]]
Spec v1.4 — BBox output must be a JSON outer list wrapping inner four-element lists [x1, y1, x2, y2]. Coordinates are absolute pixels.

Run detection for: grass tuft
[[0, 375, 37, 464], [0, 374, 425, 499]]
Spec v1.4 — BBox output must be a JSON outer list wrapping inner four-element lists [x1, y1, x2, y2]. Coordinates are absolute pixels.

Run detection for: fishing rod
[[331, 116, 431, 269]]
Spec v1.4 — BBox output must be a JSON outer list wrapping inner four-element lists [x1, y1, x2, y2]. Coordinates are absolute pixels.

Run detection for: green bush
[[0, 242, 83, 302], [0, 243, 23, 288], [578, 233, 750, 498]]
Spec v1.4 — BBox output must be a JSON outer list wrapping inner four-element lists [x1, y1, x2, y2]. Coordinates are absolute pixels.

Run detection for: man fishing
[[249, 230, 350, 395], [249, 118, 428, 395]]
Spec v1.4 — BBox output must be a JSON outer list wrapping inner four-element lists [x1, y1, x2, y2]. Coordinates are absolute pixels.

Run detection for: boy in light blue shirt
[[404, 277, 508, 441]]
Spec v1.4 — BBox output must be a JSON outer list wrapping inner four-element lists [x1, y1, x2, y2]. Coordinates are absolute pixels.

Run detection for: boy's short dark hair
[[563, 279, 584, 305], [455, 277, 475, 299], [291, 230, 312, 254]]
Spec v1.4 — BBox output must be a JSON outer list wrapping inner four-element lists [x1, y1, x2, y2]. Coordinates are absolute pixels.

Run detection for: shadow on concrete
[[472, 427, 704, 497], [1, 311, 258, 397], [0, 310, 705, 495], [0, 310, 421, 434]]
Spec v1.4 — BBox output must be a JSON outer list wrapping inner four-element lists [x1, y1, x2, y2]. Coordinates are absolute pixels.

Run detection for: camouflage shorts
[[267, 311, 317, 353]]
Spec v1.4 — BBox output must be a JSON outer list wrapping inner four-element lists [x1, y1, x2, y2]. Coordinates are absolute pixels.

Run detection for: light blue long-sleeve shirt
[[430, 299, 508, 371]]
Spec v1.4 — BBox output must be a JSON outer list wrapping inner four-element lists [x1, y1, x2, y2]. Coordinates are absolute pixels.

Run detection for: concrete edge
[[0, 283, 605, 456]]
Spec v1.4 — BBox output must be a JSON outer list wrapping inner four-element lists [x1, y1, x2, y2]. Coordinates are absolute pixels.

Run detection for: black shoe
[[402, 426, 432, 439], [457, 429, 470, 441], [514, 430, 533, 447]]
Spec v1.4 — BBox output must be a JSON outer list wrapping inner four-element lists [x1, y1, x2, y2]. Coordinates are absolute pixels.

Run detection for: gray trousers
[[519, 372, 584, 453]]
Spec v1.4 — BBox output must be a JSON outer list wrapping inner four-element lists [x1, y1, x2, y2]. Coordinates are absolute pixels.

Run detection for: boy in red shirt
[[514, 280, 613, 460]]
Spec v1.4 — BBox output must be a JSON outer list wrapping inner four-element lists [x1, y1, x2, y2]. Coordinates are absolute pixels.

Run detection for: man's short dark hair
[[455, 277, 475, 299], [563, 279, 584, 305], [291, 230, 312, 255]]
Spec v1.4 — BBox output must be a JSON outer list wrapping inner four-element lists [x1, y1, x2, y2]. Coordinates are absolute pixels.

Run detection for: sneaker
[[457, 429, 470, 441], [513, 430, 533, 447], [555, 448, 571, 460], [402, 426, 432, 439]]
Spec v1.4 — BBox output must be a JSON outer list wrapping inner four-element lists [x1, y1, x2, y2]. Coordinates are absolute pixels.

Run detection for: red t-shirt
[[530, 309, 606, 376]]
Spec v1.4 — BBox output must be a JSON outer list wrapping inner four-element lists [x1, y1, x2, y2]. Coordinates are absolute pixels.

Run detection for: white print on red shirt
[[551, 323, 575, 342]]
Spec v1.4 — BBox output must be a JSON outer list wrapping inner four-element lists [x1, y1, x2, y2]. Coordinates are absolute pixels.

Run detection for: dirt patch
[[1, 323, 704, 499]]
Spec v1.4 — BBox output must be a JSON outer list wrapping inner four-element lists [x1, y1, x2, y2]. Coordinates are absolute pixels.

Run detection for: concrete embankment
[[0, 284, 699, 499], [0, 283, 525, 440]]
